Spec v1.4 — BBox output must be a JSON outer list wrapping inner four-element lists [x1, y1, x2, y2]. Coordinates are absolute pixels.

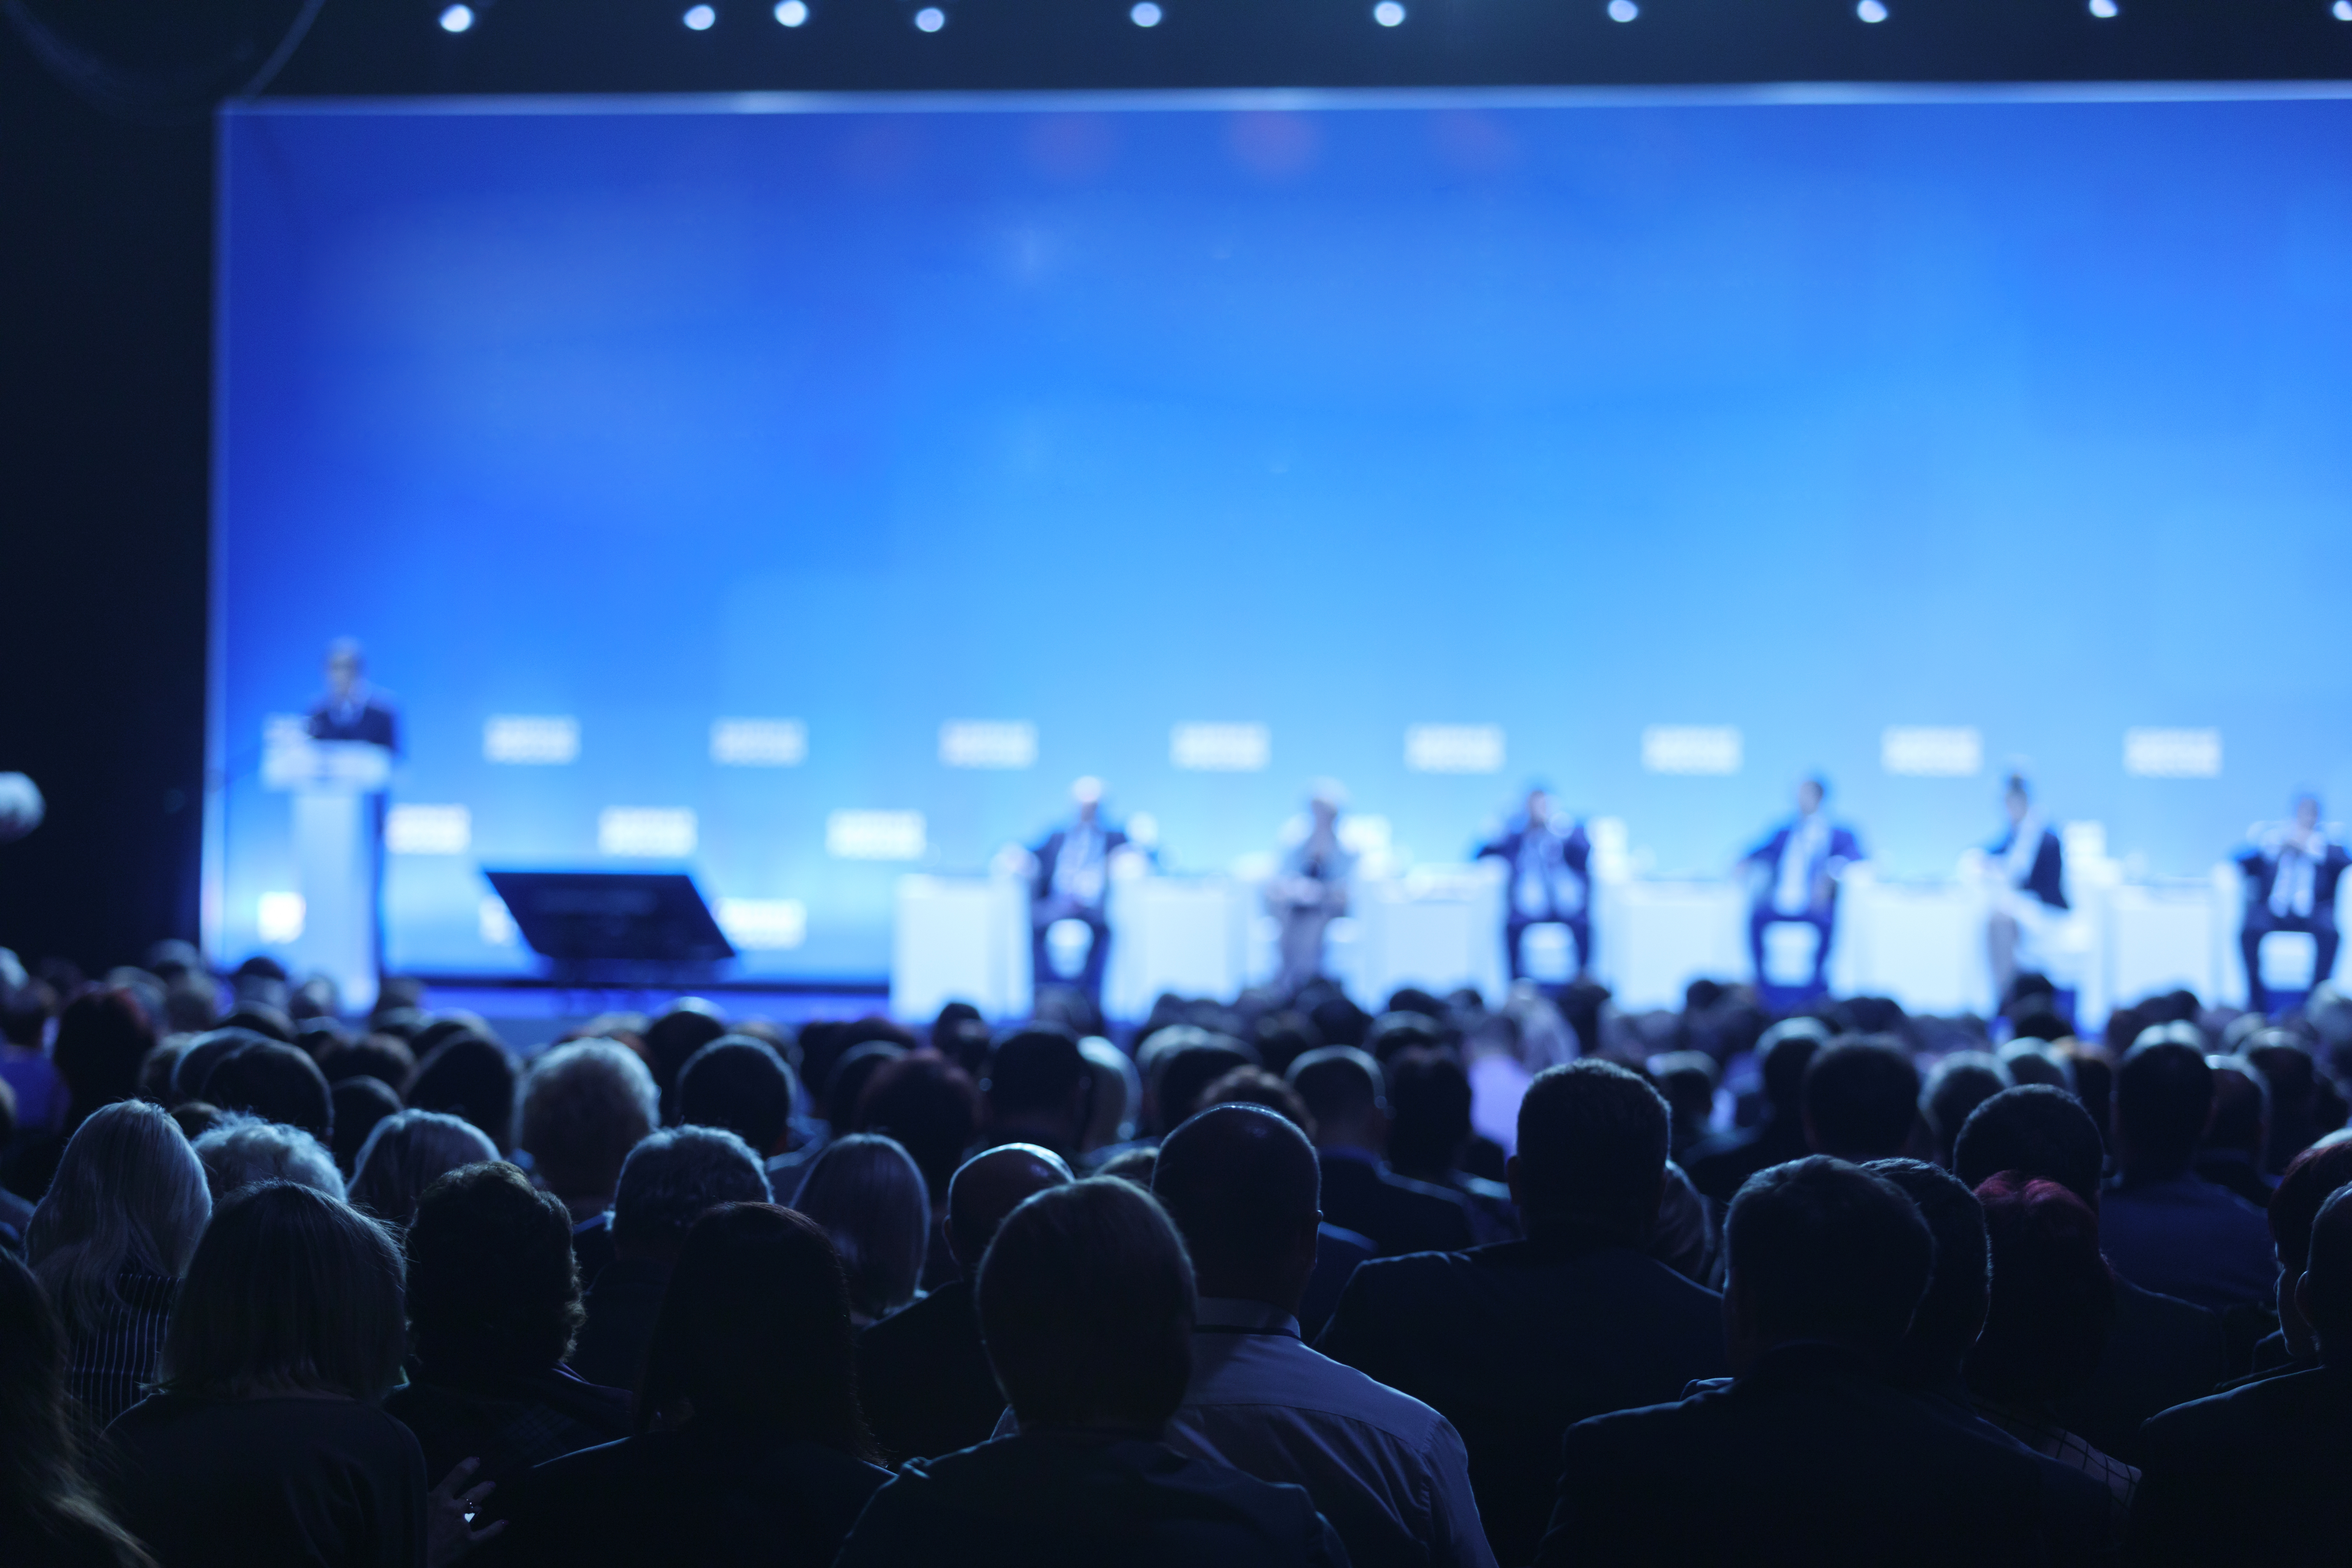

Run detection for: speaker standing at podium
[[1477, 785, 1591, 982], [2236, 793, 2347, 1014], [304, 637, 398, 986], [1030, 776, 1126, 1006], [1740, 775, 1862, 995], [1984, 772, 2067, 1004]]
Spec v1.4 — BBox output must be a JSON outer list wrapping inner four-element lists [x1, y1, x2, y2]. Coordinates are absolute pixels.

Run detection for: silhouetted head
[[518, 1039, 661, 1210], [1725, 1157, 1931, 1369], [1864, 1158, 1990, 1390], [1511, 1060, 1671, 1246], [2114, 1039, 2214, 1180], [1154, 1104, 1321, 1311], [1967, 1173, 2114, 1407], [1802, 1038, 1920, 1163], [1953, 1085, 2105, 1209], [945, 1143, 1072, 1273]]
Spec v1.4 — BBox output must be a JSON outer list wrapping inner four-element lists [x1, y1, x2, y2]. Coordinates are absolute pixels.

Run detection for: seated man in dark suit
[[2234, 793, 2347, 1015], [1953, 1085, 2228, 1465], [1317, 1060, 1728, 1567], [1286, 1046, 1474, 1258], [834, 1177, 1346, 1567], [857, 1142, 1071, 1462], [2100, 1038, 2276, 1311], [1538, 1157, 2050, 1567], [2130, 1183, 2352, 1566]]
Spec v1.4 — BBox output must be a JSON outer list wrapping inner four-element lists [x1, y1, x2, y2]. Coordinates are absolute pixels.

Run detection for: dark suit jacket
[[2128, 1362, 2352, 1567], [1475, 821, 1591, 920], [383, 1361, 631, 1490], [2052, 1275, 2227, 1467], [857, 1277, 1005, 1463], [484, 1424, 887, 1568], [1538, 1343, 2049, 1568], [308, 696, 400, 751], [1741, 820, 1866, 917], [1317, 1233, 1728, 1567], [567, 1258, 668, 1394], [1991, 825, 2069, 910], [833, 1430, 1348, 1568], [1031, 826, 1129, 914], [1297, 1222, 1374, 1344], [1316, 1150, 1475, 1258], [1682, 1115, 1811, 1206], [2234, 842, 2351, 917]]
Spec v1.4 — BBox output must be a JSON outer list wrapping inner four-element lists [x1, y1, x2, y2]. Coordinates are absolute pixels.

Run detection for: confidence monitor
[[483, 871, 737, 977]]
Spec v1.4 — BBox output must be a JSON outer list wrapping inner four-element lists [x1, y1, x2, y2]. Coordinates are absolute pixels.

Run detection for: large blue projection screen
[[212, 92, 2352, 981]]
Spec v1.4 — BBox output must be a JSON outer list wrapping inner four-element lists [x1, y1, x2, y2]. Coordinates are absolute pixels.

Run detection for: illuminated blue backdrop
[[210, 90, 2352, 979]]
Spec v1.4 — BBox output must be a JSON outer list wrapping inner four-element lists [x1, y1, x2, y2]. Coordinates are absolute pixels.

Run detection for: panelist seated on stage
[[1982, 774, 2068, 1003], [1028, 777, 1128, 1004], [306, 636, 399, 752], [2234, 793, 2347, 1014], [1739, 775, 1863, 993], [1266, 782, 1358, 995], [1476, 786, 1591, 982]]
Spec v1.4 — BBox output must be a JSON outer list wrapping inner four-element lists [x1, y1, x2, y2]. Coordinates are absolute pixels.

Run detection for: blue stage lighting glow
[[1608, 0, 1638, 20], [915, 5, 946, 27], [775, 0, 808, 23], [1373, 1, 1406, 23], [684, 4, 716, 28], [2088, 0, 2118, 15], [1857, 0, 1889, 20], [1131, 1, 1163, 24], [437, 4, 474, 32]]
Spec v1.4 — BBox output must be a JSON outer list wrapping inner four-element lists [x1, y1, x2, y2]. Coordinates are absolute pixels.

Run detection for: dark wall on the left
[[0, 34, 211, 974]]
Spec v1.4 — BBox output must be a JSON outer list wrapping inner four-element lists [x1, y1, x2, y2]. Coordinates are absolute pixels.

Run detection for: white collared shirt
[[1001, 1297, 1495, 1568]]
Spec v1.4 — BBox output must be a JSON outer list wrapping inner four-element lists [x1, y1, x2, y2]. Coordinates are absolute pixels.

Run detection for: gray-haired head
[[516, 1038, 659, 1209], [347, 1108, 500, 1227], [192, 1112, 343, 1205], [610, 1124, 770, 1265], [25, 1100, 211, 1338]]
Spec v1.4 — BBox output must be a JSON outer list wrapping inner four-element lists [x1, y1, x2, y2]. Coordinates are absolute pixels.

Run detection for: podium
[[266, 738, 390, 1014]]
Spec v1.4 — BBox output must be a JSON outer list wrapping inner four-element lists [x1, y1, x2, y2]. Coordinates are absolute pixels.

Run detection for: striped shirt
[[69, 1270, 176, 1427]]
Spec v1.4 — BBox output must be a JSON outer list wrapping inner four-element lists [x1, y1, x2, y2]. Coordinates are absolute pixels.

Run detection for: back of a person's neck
[[1522, 1216, 1640, 1253]]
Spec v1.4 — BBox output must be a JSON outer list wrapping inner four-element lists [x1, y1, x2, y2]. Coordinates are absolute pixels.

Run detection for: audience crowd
[[3, 940, 2351, 1567]]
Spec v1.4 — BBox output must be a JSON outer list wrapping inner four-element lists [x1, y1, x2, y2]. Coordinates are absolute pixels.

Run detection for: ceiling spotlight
[[1130, 0, 1162, 22], [437, 4, 474, 31], [775, 0, 808, 22], [1373, 0, 1406, 23], [1608, 0, 1637, 19], [1856, 0, 1887, 19], [914, 4, 945, 27], [683, 3, 716, 26], [2087, 0, 2117, 14], [2335, 0, 2350, 18]]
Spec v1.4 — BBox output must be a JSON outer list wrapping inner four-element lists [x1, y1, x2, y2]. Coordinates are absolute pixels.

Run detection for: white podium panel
[[1835, 871, 1986, 1015], [2107, 876, 2226, 1012], [891, 875, 1030, 1021], [1353, 865, 1508, 1008], [1593, 878, 1747, 1011], [1105, 876, 1254, 1021], [271, 739, 390, 1015]]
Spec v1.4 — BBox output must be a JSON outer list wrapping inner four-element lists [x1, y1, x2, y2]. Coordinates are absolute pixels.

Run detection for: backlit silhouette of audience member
[[2253, 1135, 2352, 1375], [835, 1178, 1347, 1567], [859, 1143, 1072, 1463], [790, 1134, 930, 1326], [2099, 1038, 2275, 1310], [1383, 1050, 1518, 1245], [1148, 1104, 1496, 1568], [566, 1126, 768, 1392], [490, 1204, 889, 1568], [1919, 1052, 2010, 1169], [516, 1041, 658, 1230], [1286, 1047, 1474, 1259], [383, 1163, 630, 1490], [105, 1182, 470, 1568], [9, 986, 158, 1199], [2131, 1181, 2352, 1566], [1953, 1085, 2228, 1465], [2193, 1055, 2274, 1208], [189, 1114, 342, 1204], [1801, 1037, 1922, 1163], [24, 1101, 210, 1426], [674, 1038, 795, 1167], [1538, 1158, 2050, 1567], [850, 1053, 982, 1216], [406, 1032, 520, 1158], [638, 1001, 729, 1124], [200, 1041, 334, 1148], [0, 1249, 153, 1567], [1965, 1174, 2137, 1518], [330, 1077, 402, 1181], [1684, 1018, 1825, 1204], [976, 1028, 1096, 1163], [348, 1111, 500, 1229], [1320, 1060, 1727, 1566]]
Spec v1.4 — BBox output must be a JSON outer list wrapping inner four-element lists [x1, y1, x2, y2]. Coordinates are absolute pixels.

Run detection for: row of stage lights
[[436, 0, 2352, 35]]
